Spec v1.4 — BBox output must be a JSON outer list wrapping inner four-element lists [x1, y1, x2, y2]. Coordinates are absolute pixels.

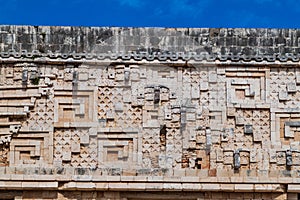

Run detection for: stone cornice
[[1, 26, 300, 62]]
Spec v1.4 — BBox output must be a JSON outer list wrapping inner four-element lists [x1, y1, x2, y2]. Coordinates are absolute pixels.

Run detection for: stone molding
[[1, 26, 300, 62]]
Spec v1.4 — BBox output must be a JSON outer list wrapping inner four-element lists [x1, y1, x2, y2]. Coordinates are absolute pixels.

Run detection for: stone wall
[[1, 26, 300, 61], [1, 26, 300, 199], [0, 191, 293, 200]]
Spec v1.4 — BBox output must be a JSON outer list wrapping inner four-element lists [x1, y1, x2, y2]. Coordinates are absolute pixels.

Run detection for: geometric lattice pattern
[[1, 63, 300, 173], [2, 26, 300, 199]]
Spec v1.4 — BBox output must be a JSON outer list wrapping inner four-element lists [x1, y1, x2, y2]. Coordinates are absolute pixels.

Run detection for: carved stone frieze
[[0, 26, 300, 199]]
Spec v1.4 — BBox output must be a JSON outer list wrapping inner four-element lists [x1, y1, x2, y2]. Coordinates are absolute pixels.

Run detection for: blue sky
[[0, 0, 299, 28]]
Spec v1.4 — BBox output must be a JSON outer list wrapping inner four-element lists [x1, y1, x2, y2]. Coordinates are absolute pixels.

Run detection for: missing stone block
[[160, 125, 167, 150], [195, 158, 202, 169]]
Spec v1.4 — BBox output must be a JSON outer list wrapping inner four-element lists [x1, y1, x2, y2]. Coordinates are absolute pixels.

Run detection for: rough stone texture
[[0, 25, 300, 199], [1, 26, 300, 62], [0, 191, 291, 200]]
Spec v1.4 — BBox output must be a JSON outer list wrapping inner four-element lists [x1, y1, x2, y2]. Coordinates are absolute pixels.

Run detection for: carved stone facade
[[1, 26, 300, 199]]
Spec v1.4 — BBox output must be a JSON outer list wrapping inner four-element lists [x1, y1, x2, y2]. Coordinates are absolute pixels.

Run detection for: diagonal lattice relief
[[1, 26, 300, 199]]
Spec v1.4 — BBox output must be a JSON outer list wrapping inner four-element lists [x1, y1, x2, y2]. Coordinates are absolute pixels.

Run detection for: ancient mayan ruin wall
[[1, 26, 300, 199]]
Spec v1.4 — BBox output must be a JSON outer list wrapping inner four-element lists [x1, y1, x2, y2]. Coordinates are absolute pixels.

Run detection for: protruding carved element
[[286, 149, 293, 168], [9, 125, 21, 134], [154, 86, 160, 104], [22, 68, 28, 86], [244, 124, 253, 134], [0, 144, 9, 166], [234, 149, 241, 170], [124, 67, 130, 82]]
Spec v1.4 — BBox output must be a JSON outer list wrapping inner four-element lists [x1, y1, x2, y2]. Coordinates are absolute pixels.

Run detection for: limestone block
[[186, 113, 195, 121], [160, 93, 169, 101], [62, 151, 71, 161], [169, 92, 177, 99], [211, 131, 220, 144], [254, 184, 285, 192], [208, 72, 217, 83], [114, 103, 123, 112], [223, 151, 233, 165], [235, 116, 245, 125], [240, 151, 249, 165], [131, 67, 140, 81], [206, 129, 212, 146], [145, 93, 154, 101], [9, 125, 21, 134], [163, 183, 182, 191], [227, 107, 235, 117], [88, 127, 97, 136], [253, 130, 262, 142], [78, 72, 89, 81], [106, 110, 114, 119], [201, 183, 220, 191], [279, 90, 288, 100], [80, 134, 89, 145], [164, 109, 172, 120], [216, 149, 223, 163], [143, 119, 160, 128], [287, 82, 297, 92], [296, 73, 300, 84], [191, 86, 200, 99], [200, 82, 208, 91], [115, 68, 124, 81], [293, 152, 300, 165], [21, 182, 39, 189], [127, 183, 146, 191], [182, 183, 201, 191], [38, 182, 58, 189], [250, 149, 257, 163], [288, 184, 300, 192], [108, 183, 128, 191], [124, 69, 131, 82], [196, 132, 206, 144], [107, 68, 115, 79], [123, 90, 132, 103], [139, 68, 147, 79], [244, 124, 253, 134], [276, 152, 286, 165], [221, 128, 232, 142], [234, 184, 254, 192], [284, 123, 294, 138]]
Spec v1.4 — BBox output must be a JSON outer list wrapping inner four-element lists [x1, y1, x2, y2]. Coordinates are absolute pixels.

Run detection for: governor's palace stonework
[[0, 26, 300, 199]]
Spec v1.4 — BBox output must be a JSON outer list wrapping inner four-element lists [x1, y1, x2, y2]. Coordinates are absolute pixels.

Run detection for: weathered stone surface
[[1, 26, 300, 62], [0, 25, 300, 199]]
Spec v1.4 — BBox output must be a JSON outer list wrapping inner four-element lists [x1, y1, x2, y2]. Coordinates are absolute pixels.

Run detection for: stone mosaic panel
[[0, 62, 298, 173], [0, 60, 300, 199], [4, 26, 300, 199]]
